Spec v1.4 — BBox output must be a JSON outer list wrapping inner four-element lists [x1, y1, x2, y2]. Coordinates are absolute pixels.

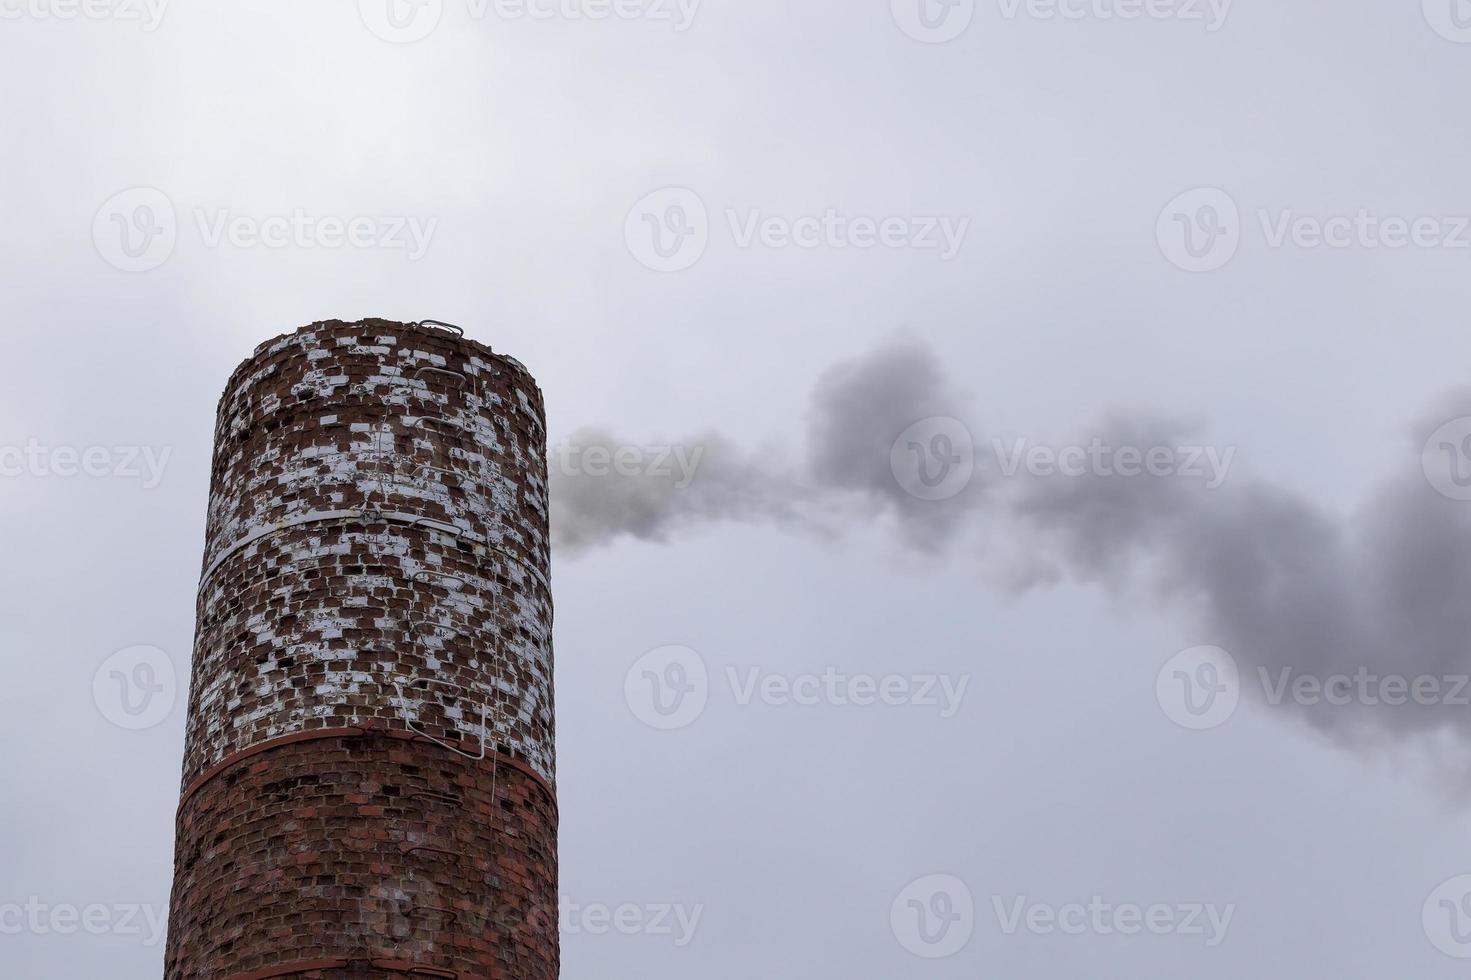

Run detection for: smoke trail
[[1011, 395, 1471, 747], [549, 429, 807, 552], [552, 337, 1471, 748], [803, 333, 983, 550], [550, 335, 978, 553]]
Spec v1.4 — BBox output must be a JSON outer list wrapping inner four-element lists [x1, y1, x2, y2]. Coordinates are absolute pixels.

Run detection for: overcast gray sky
[[6, 1, 1471, 977]]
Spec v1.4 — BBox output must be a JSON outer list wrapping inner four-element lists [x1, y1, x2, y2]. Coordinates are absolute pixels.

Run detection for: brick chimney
[[165, 319, 558, 979]]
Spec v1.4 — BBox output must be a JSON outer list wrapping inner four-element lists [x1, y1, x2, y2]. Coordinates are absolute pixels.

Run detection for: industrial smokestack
[[165, 319, 558, 979]]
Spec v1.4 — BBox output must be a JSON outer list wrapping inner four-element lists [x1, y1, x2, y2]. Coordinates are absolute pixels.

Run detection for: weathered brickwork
[[166, 320, 557, 980], [170, 735, 557, 980]]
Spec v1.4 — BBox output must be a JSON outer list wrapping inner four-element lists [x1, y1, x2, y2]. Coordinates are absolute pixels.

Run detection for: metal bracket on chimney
[[407, 788, 464, 808], [414, 319, 465, 338], [398, 841, 459, 860], [391, 675, 490, 761], [412, 364, 469, 387]]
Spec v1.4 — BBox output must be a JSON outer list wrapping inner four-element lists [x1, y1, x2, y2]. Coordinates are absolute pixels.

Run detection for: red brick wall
[[166, 320, 557, 979]]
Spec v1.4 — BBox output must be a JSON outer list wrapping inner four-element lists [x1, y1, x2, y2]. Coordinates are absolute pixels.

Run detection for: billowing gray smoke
[[549, 429, 805, 552], [1008, 392, 1471, 749], [551, 337, 1471, 749], [549, 334, 977, 552]]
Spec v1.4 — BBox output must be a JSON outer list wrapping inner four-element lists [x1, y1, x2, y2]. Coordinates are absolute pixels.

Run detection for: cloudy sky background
[[5, 0, 1471, 976]]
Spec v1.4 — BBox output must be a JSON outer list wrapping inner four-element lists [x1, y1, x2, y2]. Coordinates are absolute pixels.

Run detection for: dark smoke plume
[[549, 430, 808, 552], [551, 338, 1471, 750]]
